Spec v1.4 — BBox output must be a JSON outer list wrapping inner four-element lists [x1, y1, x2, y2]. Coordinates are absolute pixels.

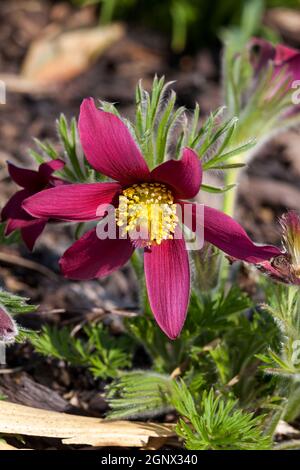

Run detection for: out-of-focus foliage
[[72, 0, 300, 51]]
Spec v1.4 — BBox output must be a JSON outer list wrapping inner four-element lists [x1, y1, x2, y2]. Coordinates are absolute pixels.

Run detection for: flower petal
[[22, 182, 121, 222], [249, 38, 276, 73], [7, 160, 64, 191], [60, 228, 135, 280], [275, 44, 300, 64], [7, 163, 42, 191], [203, 206, 281, 262], [38, 159, 65, 182], [1, 190, 34, 233], [79, 98, 150, 184], [5, 217, 33, 235], [278, 52, 300, 83], [180, 202, 281, 263], [21, 219, 47, 251], [151, 148, 202, 199], [144, 235, 190, 339]]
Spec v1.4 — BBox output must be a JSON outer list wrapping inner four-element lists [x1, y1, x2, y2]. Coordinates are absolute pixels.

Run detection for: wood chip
[[0, 401, 175, 448]]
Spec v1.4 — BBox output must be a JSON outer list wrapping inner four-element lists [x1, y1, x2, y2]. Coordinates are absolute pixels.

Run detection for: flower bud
[[257, 211, 300, 286], [0, 305, 18, 343]]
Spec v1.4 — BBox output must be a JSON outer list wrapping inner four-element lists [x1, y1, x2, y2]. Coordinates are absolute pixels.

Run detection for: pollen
[[116, 183, 178, 247]]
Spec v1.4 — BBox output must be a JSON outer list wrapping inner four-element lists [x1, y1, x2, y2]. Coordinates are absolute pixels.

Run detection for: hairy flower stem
[[223, 168, 239, 216], [220, 160, 242, 282], [284, 378, 300, 423]]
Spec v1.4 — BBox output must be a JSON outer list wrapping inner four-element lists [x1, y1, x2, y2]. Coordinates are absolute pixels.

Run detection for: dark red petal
[[38, 159, 65, 182], [22, 182, 121, 222], [144, 235, 190, 339], [249, 37, 276, 74], [203, 206, 281, 262], [278, 53, 300, 83], [7, 162, 42, 190], [151, 148, 202, 199], [21, 219, 47, 251], [181, 202, 282, 263], [60, 228, 135, 280], [5, 218, 34, 235], [1, 190, 34, 231], [78, 98, 150, 184]]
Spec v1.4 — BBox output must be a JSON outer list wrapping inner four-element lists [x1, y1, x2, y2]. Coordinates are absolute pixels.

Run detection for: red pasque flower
[[22, 98, 281, 338], [258, 211, 300, 286], [1, 159, 65, 250], [250, 38, 300, 85], [0, 306, 18, 343]]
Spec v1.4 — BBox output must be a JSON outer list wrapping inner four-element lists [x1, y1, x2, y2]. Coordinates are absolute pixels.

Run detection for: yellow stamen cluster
[[116, 183, 178, 247]]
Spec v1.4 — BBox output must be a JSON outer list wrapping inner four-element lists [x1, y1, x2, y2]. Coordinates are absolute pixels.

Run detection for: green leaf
[[30, 324, 133, 380], [172, 383, 272, 450], [201, 183, 236, 193], [107, 371, 174, 419], [0, 290, 36, 316]]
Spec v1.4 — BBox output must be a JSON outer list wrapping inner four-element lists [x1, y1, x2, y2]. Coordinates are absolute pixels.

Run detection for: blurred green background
[[73, 0, 300, 51]]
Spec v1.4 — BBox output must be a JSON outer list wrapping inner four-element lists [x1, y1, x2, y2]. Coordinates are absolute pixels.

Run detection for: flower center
[[116, 183, 178, 247]]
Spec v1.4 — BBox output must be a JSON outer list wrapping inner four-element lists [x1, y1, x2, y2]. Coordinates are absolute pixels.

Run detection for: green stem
[[283, 378, 300, 423], [219, 163, 241, 283], [100, 0, 117, 24], [222, 166, 240, 217]]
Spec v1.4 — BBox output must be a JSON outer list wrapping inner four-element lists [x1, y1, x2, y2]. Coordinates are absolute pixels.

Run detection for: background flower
[[1, 160, 65, 250], [251, 38, 300, 86]]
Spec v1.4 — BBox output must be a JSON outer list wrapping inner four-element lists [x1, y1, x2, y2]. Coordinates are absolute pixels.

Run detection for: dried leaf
[[21, 23, 125, 83], [275, 420, 300, 438], [0, 441, 19, 450], [0, 401, 174, 448], [265, 8, 300, 42]]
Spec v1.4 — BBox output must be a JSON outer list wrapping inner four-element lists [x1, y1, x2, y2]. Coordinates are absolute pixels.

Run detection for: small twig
[[226, 375, 240, 387], [0, 366, 24, 375], [46, 307, 138, 326], [170, 361, 189, 379], [0, 251, 58, 280]]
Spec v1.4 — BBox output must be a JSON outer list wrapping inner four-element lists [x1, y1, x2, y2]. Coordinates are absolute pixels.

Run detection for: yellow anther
[[116, 183, 178, 247]]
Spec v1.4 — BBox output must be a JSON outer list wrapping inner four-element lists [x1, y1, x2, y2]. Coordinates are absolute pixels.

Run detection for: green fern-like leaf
[[172, 381, 272, 450], [30, 324, 132, 380], [107, 371, 174, 419]]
